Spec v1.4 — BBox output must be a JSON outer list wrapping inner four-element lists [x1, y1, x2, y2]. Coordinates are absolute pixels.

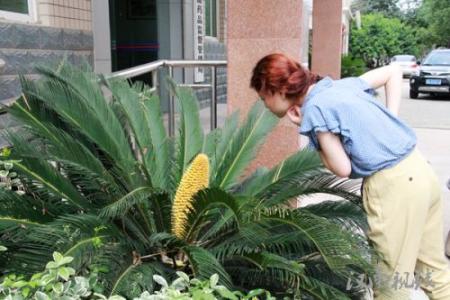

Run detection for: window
[[0, 0, 36, 22], [423, 52, 450, 66], [204, 0, 218, 37]]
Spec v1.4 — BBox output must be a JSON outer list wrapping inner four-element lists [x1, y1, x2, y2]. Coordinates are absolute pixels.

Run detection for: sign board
[[193, 0, 205, 82]]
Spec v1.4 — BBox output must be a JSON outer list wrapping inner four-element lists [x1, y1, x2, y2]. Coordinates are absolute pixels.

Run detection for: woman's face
[[258, 91, 293, 118]]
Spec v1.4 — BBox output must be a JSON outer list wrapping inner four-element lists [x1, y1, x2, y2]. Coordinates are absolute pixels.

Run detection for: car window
[[392, 55, 415, 62], [423, 52, 450, 66]]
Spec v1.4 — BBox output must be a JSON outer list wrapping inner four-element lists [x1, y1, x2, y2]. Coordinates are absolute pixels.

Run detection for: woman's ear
[[286, 105, 302, 126]]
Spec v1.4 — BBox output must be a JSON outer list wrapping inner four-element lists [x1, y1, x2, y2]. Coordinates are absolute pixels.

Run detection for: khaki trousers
[[362, 147, 450, 299]]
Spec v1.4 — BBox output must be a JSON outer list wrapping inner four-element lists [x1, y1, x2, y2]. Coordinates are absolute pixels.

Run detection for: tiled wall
[[38, 0, 92, 31]]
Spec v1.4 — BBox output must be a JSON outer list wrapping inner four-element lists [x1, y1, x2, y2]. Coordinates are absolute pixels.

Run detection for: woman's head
[[250, 52, 322, 118]]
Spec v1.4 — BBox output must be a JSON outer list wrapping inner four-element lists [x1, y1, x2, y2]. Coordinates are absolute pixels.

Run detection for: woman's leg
[[414, 162, 450, 300], [362, 149, 450, 299]]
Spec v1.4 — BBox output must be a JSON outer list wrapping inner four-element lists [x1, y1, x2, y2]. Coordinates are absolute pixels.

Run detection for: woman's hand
[[359, 64, 402, 116], [287, 105, 302, 126]]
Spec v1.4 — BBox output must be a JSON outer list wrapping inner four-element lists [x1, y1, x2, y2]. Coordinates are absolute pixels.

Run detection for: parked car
[[390, 55, 418, 78], [409, 49, 450, 99]]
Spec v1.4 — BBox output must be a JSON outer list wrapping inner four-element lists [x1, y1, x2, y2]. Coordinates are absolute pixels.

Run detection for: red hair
[[250, 52, 322, 101]]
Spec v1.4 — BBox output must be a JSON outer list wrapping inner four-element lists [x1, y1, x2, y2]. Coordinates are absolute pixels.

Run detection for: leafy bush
[[350, 13, 421, 68], [0, 62, 376, 299], [0, 251, 274, 300], [0, 251, 117, 300], [341, 55, 367, 78], [0, 148, 24, 194]]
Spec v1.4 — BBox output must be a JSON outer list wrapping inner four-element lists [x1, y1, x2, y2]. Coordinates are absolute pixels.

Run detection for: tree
[[421, 0, 450, 47], [352, 0, 401, 18], [350, 14, 421, 68]]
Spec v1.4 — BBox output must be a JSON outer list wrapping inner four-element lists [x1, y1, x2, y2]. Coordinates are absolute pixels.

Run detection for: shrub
[[0, 62, 376, 299]]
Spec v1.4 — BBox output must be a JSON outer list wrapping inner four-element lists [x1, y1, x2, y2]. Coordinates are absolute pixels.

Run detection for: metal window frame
[[0, 0, 36, 23]]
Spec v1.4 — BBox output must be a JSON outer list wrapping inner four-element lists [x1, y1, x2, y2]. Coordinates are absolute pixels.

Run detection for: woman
[[250, 52, 450, 299]]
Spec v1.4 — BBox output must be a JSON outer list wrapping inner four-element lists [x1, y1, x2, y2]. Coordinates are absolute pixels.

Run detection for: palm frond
[[0, 189, 53, 223], [26, 64, 138, 186], [109, 262, 168, 298], [231, 148, 322, 198], [207, 111, 239, 174], [261, 173, 363, 208], [166, 76, 204, 184], [261, 209, 373, 278], [302, 200, 368, 232], [212, 101, 278, 190], [238, 251, 304, 274], [183, 245, 233, 288], [183, 188, 244, 242], [141, 92, 171, 191], [99, 186, 156, 219], [297, 274, 352, 300], [5, 132, 91, 210], [105, 79, 157, 186]]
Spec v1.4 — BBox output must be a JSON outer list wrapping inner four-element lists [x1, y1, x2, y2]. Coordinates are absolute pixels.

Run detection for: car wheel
[[409, 90, 419, 99]]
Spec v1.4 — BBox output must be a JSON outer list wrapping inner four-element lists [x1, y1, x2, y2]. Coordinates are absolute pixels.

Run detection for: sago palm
[[0, 62, 376, 299]]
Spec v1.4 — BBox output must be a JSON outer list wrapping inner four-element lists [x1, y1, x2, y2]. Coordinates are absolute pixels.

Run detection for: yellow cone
[[171, 153, 209, 239]]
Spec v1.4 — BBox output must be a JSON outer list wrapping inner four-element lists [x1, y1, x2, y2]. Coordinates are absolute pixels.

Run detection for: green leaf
[[22, 287, 31, 297], [214, 286, 238, 300], [57, 267, 75, 281], [209, 273, 219, 288], [99, 186, 155, 219], [232, 148, 322, 199], [11, 280, 28, 288], [4, 133, 91, 210], [142, 93, 171, 190], [213, 101, 278, 189], [209, 111, 239, 174], [243, 289, 266, 299], [45, 261, 58, 270], [183, 188, 244, 241], [183, 245, 233, 289], [166, 76, 204, 183], [153, 275, 168, 288], [35, 291, 51, 300], [53, 252, 64, 264], [58, 256, 74, 266], [176, 271, 190, 283], [52, 282, 64, 294]]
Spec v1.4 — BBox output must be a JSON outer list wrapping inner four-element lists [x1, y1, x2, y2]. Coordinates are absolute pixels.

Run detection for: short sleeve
[[299, 105, 341, 151], [340, 77, 376, 96]]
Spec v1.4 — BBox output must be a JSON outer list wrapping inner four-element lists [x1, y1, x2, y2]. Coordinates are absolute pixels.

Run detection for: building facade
[[0, 0, 228, 146], [0, 0, 353, 146]]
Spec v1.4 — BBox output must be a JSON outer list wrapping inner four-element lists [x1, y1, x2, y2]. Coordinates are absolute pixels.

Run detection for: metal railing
[[111, 59, 227, 136], [0, 59, 228, 137]]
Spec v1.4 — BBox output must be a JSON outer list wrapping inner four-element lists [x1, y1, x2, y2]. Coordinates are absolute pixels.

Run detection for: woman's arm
[[317, 132, 351, 178], [359, 64, 403, 116]]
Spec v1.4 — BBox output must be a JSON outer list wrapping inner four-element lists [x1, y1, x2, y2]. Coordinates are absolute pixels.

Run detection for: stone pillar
[[227, 0, 303, 174], [311, 0, 343, 79]]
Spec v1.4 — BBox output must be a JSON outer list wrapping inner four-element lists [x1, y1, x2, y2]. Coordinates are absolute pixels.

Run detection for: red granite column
[[226, 0, 303, 176], [311, 0, 343, 79]]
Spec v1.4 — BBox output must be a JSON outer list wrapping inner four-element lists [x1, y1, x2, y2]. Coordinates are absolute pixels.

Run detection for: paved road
[[399, 80, 450, 129]]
